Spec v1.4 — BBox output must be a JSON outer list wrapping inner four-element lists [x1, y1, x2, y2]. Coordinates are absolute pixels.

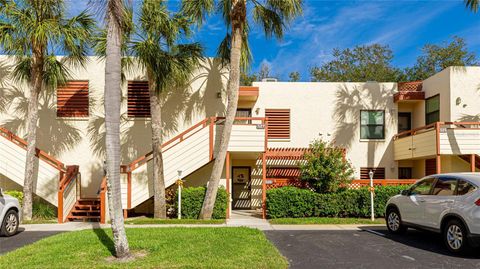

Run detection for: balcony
[[394, 122, 480, 160], [394, 81, 425, 103], [215, 117, 266, 152]]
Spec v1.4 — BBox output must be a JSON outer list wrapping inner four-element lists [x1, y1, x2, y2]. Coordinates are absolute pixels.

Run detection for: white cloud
[[262, 1, 457, 81]]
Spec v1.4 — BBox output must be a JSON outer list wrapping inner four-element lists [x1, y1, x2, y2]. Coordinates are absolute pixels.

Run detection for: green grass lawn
[[269, 217, 386, 225], [124, 217, 225, 225], [0, 228, 287, 269]]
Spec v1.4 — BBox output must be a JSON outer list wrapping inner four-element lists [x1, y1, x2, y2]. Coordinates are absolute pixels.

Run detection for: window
[[266, 109, 290, 139], [398, 167, 412, 179], [432, 178, 457, 196], [457, 180, 478, 195], [360, 167, 385, 179], [360, 110, 385, 139], [398, 112, 411, 133], [128, 81, 150, 118], [57, 81, 89, 118], [425, 95, 440, 125], [410, 178, 435, 195]]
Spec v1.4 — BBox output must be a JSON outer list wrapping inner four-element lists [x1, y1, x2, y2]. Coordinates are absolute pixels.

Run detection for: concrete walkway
[[19, 214, 385, 232]]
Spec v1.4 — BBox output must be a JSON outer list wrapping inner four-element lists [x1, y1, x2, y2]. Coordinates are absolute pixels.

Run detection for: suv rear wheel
[[1, 209, 19, 237], [443, 219, 469, 253], [386, 207, 407, 234]]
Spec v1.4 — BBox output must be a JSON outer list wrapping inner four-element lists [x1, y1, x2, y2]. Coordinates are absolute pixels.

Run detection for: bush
[[175, 186, 227, 219], [4, 190, 23, 205], [300, 139, 354, 193], [33, 202, 56, 219], [266, 186, 409, 219], [3, 191, 56, 219]]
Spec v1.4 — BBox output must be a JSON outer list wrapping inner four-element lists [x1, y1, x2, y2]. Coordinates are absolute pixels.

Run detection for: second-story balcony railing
[[393, 122, 480, 160]]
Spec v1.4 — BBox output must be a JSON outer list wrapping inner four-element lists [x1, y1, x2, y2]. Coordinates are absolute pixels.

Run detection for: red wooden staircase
[[67, 199, 101, 222]]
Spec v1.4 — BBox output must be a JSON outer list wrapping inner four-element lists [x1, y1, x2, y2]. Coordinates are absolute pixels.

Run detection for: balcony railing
[[393, 122, 480, 160]]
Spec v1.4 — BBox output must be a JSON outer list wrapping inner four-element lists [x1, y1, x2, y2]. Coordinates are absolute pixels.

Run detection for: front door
[[232, 167, 251, 209]]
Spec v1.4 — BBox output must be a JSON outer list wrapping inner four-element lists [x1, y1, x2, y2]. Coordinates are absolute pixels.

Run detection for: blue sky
[[71, 0, 480, 81]]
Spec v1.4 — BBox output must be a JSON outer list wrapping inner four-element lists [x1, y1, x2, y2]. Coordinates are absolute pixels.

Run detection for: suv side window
[[432, 178, 457, 196], [457, 180, 478, 195], [410, 178, 435, 195]]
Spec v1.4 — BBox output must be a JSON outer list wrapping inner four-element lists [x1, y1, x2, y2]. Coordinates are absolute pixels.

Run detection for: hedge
[[175, 186, 227, 219], [266, 186, 409, 219], [4, 190, 23, 205], [2, 190, 56, 219]]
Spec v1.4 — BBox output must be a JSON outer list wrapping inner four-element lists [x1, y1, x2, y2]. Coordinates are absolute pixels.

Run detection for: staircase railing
[[0, 126, 65, 171], [100, 176, 107, 224], [57, 165, 80, 223], [116, 116, 267, 213]]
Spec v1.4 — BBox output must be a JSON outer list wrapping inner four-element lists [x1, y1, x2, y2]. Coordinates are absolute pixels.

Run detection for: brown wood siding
[[128, 81, 150, 118], [425, 158, 437, 176], [360, 167, 385, 179], [266, 109, 290, 139], [57, 81, 89, 117]]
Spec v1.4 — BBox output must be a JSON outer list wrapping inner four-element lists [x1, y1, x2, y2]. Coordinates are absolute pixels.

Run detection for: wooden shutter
[[266, 109, 290, 139], [57, 81, 89, 117], [425, 159, 436, 176], [128, 81, 150, 118], [360, 167, 385, 179]]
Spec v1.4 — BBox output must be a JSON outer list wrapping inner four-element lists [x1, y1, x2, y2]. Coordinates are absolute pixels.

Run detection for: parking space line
[[364, 229, 386, 237]]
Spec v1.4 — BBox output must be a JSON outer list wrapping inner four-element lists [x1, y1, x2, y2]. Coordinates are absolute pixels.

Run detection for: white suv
[[385, 173, 480, 253], [0, 188, 20, 236]]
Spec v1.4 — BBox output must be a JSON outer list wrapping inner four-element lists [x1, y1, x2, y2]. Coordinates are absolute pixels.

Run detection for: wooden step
[[74, 204, 100, 210], [70, 210, 100, 214], [67, 215, 100, 221]]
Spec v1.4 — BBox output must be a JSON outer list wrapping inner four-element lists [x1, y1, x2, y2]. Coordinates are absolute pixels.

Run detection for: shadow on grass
[[92, 228, 115, 255]]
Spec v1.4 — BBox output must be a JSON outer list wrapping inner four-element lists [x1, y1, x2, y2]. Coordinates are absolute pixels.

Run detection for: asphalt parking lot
[[0, 228, 62, 255], [265, 227, 480, 269]]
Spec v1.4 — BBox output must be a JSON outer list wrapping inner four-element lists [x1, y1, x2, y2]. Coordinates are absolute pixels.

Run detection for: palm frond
[[465, 0, 479, 12], [180, 0, 214, 26], [252, 0, 303, 39]]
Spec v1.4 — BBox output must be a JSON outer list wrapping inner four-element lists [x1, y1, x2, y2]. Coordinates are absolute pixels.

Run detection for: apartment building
[[0, 56, 479, 222]]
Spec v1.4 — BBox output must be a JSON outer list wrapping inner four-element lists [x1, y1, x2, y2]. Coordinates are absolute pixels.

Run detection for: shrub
[[3, 191, 56, 219], [300, 139, 354, 193], [266, 185, 409, 219], [175, 186, 227, 219], [266, 187, 316, 218], [4, 190, 23, 205], [33, 202, 56, 219]]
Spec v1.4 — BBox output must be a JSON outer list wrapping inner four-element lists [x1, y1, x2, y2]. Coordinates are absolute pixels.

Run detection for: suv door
[[399, 177, 435, 225], [423, 177, 457, 229]]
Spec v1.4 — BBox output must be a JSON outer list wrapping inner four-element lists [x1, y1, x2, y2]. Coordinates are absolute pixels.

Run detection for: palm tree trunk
[[200, 0, 244, 219], [22, 52, 43, 221], [148, 77, 167, 219], [104, 0, 130, 258]]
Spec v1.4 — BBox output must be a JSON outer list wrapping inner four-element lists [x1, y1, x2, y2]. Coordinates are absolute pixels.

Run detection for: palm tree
[[130, 1, 203, 218], [103, 0, 130, 258], [465, 0, 479, 12], [181, 0, 303, 219], [0, 0, 94, 220]]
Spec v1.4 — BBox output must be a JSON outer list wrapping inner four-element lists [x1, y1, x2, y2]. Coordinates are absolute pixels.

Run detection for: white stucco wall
[[449, 66, 480, 122], [252, 81, 399, 179], [0, 56, 228, 197]]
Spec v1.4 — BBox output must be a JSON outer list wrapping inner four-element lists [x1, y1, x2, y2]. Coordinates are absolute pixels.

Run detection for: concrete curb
[[270, 224, 385, 231], [20, 222, 385, 232]]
